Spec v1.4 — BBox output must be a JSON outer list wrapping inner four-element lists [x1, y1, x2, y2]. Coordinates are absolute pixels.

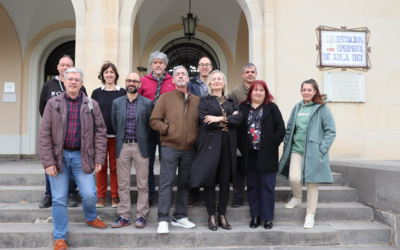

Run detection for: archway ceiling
[[137, 0, 242, 58], [0, 0, 75, 57]]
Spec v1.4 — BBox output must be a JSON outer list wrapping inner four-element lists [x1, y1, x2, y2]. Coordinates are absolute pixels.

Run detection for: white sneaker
[[303, 213, 315, 229], [284, 197, 302, 209], [157, 221, 169, 234], [171, 217, 196, 228]]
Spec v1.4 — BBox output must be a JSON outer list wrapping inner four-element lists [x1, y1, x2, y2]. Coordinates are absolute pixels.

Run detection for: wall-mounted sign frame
[[316, 25, 371, 71]]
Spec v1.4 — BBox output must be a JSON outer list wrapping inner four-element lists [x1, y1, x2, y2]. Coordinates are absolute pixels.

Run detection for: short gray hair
[[242, 63, 257, 73], [149, 51, 169, 66], [59, 54, 74, 65], [172, 65, 188, 76], [64, 68, 84, 82], [206, 70, 229, 98]]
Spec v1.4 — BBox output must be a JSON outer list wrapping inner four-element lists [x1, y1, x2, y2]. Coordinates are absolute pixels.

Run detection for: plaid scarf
[[152, 71, 166, 105]]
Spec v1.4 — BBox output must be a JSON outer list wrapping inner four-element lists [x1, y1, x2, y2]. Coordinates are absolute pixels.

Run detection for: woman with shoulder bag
[[278, 79, 336, 229], [237, 80, 285, 229]]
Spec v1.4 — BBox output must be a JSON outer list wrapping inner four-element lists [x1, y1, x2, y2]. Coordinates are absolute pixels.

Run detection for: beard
[[176, 82, 186, 87], [127, 86, 138, 93]]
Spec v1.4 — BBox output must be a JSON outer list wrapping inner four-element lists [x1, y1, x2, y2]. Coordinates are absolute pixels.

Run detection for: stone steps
[[0, 168, 343, 187], [0, 221, 391, 248], [0, 202, 372, 224], [7, 247, 399, 250], [0, 185, 357, 203]]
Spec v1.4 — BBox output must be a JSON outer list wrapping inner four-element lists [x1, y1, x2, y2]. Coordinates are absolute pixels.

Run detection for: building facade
[[0, 0, 399, 160]]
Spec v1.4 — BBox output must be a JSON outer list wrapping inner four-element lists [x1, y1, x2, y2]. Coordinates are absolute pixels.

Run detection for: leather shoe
[[217, 214, 231, 230], [264, 220, 273, 229], [250, 216, 261, 228], [208, 215, 218, 231]]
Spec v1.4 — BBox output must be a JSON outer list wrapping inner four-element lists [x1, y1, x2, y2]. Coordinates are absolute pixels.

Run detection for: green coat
[[278, 101, 336, 183]]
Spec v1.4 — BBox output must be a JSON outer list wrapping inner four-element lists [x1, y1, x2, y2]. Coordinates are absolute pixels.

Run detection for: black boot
[[208, 215, 218, 231], [39, 194, 52, 208], [217, 215, 231, 230]]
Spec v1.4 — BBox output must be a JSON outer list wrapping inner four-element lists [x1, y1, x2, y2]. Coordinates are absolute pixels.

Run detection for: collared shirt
[[124, 96, 138, 140], [247, 102, 263, 150], [64, 92, 82, 148], [197, 77, 207, 96], [100, 85, 121, 92]]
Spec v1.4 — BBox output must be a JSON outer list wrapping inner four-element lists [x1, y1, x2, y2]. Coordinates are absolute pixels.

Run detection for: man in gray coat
[[111, 72, 154, 228]]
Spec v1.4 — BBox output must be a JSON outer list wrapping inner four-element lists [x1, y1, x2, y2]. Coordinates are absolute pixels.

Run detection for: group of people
[[38, 51, 336, 250]]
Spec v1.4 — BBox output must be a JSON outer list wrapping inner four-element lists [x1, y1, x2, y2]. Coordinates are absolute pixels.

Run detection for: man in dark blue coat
[[186, 56, 212, 207], [110, 72, 154, 229]]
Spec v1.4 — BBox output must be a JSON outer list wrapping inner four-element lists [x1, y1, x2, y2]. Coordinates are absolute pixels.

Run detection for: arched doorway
[[44, 41, 75, 81], [161, 37, 220, 77]]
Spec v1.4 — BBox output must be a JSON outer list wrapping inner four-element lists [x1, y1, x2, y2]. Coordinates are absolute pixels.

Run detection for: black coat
[[237, 102, 285, 172], [190, 95, 243, 187]]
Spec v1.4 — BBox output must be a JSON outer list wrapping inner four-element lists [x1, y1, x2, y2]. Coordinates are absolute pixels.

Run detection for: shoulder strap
[[247, 106, 262, 131], [86, 97, 96, 133]]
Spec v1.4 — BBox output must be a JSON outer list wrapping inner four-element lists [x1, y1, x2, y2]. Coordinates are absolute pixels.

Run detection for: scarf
[[152, 71, 166, 105]]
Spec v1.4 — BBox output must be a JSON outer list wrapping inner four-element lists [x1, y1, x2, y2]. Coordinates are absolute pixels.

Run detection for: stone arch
[[27, 28, 75, 154], [118, 0, 264, 83]]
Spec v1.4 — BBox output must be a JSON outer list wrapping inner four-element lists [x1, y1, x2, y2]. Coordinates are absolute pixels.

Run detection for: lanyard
[[55, 76, 64, 92]]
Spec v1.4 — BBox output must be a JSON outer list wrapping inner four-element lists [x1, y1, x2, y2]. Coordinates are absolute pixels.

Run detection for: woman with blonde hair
[[190, 70, 242, 231]]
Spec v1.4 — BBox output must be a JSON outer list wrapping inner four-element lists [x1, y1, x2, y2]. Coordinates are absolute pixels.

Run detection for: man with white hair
[[149, 65, 199, 234], [39, 68, 108, 250], [139, 51, 175, 206], [38, 55, 88, 209]]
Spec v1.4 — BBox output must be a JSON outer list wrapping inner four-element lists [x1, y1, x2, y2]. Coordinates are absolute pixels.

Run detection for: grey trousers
[[157, 146, 195, 222]]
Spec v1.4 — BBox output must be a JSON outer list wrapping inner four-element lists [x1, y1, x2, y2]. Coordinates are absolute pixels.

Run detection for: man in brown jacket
[[39, 68, 108, 250], [150, 65, 200, 234]]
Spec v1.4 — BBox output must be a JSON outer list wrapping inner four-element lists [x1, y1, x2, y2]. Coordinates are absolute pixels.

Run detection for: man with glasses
[[39, 68, 107, 250], [139, 51, 175, 206], [150, 65, 199, 234], [186, 56, 213, 207], [110, 72, 154, 228], [38, 55, 88, 209]]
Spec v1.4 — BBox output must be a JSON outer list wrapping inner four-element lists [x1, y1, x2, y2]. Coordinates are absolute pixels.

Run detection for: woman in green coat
[[278, 79, 336, 229]]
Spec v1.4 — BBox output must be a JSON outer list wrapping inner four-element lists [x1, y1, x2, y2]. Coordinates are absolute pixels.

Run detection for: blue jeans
[[148, 130, 161, 200], [49, 150, 97, 241], [45, 172, 77, 196]]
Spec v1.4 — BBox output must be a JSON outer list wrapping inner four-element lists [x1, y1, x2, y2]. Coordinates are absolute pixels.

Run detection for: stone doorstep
[[0, 202, 373, 224], [0, 221, 391, 248], [0, 185, 357, 203], [6, 247, 399, 250], [0, 172, 344, 187]]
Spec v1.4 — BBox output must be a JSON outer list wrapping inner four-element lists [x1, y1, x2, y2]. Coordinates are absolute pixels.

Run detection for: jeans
[[45, 172, 77, 196], [49, 150, 97, 241], [148, 130, 161, 200]]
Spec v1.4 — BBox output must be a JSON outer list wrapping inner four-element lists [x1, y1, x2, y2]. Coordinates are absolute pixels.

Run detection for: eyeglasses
[[198, 63, 212, 67], [66, 78, 81, 82], [125, 79, 140, 84]]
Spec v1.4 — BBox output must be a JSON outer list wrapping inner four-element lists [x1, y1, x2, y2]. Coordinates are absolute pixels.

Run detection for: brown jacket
[[150, 89, 200, 151], [38, 92, 107, 174]]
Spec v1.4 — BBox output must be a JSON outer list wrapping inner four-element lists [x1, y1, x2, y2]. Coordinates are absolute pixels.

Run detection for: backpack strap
[[87, 97, 96, 133]]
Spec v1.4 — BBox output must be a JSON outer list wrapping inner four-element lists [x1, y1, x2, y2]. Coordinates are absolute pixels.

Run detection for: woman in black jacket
[[190, 70, 243, 231], [237, 80, 285, 229]]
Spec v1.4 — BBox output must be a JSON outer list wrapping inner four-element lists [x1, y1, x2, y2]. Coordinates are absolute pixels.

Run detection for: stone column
[[264, 0, 276, 95], [84, 0, 120, 94]]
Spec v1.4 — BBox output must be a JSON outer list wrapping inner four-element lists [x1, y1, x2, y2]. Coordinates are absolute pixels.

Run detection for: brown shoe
[[54, 239, 67, 250], [112, 197, 120, 208], [96, 197, 105, 208], [85, 218, 107, 229], [187, 196, 199, 208]]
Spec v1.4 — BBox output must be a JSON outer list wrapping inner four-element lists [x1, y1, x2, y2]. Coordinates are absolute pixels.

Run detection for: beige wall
[[274, 0, 400, 160], [234, 12, 250, 87], [0, 4, 22, 135]]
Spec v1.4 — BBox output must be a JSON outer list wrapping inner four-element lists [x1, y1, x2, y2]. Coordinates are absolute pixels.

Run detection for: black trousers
[[246, 149, 276, 221], [204, 132, 232, 216]]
